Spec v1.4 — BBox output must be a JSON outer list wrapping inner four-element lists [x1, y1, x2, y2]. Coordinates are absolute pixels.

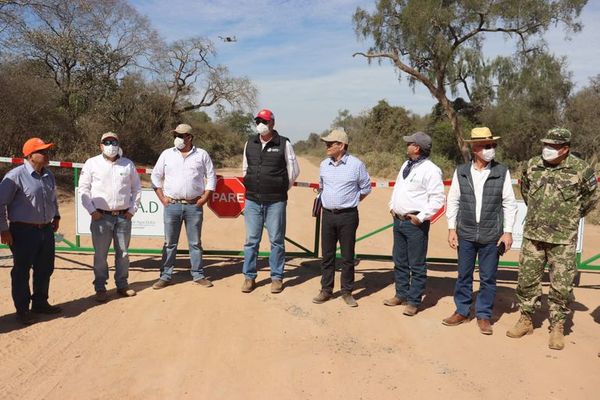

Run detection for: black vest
[[244, 132, 289, 202], [456, 161, 507, 244]]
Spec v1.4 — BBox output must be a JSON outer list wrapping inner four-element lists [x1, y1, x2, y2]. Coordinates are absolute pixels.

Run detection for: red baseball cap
[[22, 137, 55, 157], [255, 109, 274, 121]]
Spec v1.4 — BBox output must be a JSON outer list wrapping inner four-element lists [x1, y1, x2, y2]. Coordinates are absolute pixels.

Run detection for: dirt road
[[1, 156, 599, 399]]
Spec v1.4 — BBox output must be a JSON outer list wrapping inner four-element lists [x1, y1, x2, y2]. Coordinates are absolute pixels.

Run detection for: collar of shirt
[[24, 159, 48, 177], [172, 146, 197, 155], [470, 161, 491, 173], [328, 152, 349, 166]]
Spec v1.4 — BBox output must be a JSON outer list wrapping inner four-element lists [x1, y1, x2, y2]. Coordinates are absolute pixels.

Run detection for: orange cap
[[22, 137, 54, 157]]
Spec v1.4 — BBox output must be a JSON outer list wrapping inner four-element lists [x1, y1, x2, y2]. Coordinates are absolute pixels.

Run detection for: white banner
[[512, 200, 584, 252], [75, 188, 164, 236]]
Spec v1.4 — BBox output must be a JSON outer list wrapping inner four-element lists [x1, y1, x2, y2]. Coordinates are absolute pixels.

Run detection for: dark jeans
[[392, 218, 430, 306], [321, 208, 359, 294], [9, 223, 55, 313], [454, 239, 499, 319]]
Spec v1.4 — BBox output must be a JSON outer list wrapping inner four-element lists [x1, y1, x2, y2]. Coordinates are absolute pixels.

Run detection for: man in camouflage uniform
[[506, 128, 598, 350]]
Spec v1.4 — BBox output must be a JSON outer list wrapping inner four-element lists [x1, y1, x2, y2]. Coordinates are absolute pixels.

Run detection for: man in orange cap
[[0, 137, 62, 325]]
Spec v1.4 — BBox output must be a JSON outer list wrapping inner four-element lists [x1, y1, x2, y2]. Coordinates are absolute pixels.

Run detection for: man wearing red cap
[[0, 138, 62, 325], [241, 109, 300, 293]]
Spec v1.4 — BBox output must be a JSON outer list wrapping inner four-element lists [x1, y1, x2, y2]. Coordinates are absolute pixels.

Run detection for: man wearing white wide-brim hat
[[443, 127, 517, 335]]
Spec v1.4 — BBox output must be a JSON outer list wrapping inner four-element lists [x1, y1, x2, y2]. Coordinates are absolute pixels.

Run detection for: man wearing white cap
[[385, 131, 445, 316], [312, 128, 371, 307], [79, 132, 142, 302], [151, 123, 217, 289], [442, 127, 517, 335], [241, 109, 300, 294]]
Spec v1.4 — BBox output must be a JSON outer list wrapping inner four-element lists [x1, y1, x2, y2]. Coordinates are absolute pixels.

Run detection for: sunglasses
[[174, 134, 189, 139], [102, 139, 119, 146], [255, 118, 269, 125], [325, 142, 340, 148], [476, 143, 497, 150], [33, 149, 49, 155]]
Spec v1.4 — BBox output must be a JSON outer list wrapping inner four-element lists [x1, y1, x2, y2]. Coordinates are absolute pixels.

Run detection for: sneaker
[[31, 303, 62, 314], [241, 278, 255, 293], [117, 287, 137, 297], [95, 290, 109, 302], [152, 279, 169, 290], [312, 290, 332, 304], [16, 311, 37, 325], [271, 279, 283, 294], [403, 304, 418, 316], [341, 293, 358, 307], [193, 278, 214, 288]]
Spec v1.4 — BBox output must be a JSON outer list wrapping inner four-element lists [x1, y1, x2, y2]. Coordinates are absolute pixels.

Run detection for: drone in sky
[[218, 36, 237, 43]]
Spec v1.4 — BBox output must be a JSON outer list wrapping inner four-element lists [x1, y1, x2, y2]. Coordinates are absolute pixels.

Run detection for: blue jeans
[[392, 218, 430, 306], [242, 199, 286, 280], [90, 214, 132, 291], [9, 223, 55, 313], [454, 239, 499, 319], [160, 203, 204, 282]]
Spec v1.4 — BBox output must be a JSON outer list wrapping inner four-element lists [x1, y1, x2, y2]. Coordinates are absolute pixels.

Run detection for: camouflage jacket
[[521, 154, 598, 244]]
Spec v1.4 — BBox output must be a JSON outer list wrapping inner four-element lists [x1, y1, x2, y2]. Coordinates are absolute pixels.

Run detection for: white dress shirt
[[446, 163, 518, 232], [389, 159, 445, 222], [151, 146, 217, 199], [79, 154, 142, 214], [242, 137, 300, 188]]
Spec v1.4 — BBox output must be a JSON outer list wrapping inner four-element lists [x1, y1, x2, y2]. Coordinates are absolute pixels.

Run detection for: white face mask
[[481, 148, 495, 162], [102, 144, 119, 158], [256, 123, 270, 135], [542, 145, 560, 161], [174, 137, 186, 150]]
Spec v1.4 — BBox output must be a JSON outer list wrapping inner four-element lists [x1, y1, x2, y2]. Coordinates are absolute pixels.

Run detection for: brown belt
[[10, 221, 52, 229], [393, 211, 419, 220]]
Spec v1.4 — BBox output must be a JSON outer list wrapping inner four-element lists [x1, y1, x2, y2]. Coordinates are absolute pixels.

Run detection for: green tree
[[564, 75, 600, 162], [479, 51, 572, 162], [353, 0, 586, 161]]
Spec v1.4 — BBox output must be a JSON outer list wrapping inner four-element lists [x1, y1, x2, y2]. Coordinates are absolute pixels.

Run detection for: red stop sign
[[208, 177, 246, 218]]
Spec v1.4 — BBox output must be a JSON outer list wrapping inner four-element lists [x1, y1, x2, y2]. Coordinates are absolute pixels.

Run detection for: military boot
[[548, 322, 565, 350], [506, 314, 533, 338]]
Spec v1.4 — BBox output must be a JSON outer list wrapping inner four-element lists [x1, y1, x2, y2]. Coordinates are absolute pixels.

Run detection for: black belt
[[10, 221, 52, 229], [393, 211, 419, 220], [323, 207, 357, 214], [97, 209, 128, 216]]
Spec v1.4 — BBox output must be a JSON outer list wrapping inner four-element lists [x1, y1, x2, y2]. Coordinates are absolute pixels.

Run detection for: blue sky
[[131, 0, 600, 142]]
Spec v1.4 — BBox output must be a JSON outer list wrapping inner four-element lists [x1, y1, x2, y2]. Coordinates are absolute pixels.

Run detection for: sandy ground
[[1, 156, 599, 400]]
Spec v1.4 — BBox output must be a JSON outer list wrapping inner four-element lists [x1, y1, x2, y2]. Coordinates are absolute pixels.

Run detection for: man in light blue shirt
[[0, 137, 62, 325], [313, 129, 371, 307]]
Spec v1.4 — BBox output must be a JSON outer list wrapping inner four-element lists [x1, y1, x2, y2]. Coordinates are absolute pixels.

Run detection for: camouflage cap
[[541, 128, 571, 144]]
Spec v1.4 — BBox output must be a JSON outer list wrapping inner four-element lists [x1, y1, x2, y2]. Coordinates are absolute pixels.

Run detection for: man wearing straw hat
[[507, 128, 598, 350], [442, 127, 517, 335], [0, 137, 62, 325]]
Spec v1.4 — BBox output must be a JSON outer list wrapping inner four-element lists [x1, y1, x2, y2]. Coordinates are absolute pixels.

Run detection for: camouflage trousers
[[516, 238, 576, 325]]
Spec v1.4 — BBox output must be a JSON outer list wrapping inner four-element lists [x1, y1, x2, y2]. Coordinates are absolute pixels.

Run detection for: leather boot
[[506, 313, 533, 338], [548, 322, 565, 350]]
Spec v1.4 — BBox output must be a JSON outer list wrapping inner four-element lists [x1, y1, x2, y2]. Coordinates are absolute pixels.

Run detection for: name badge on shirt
[[267, 148, 280, 152]]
